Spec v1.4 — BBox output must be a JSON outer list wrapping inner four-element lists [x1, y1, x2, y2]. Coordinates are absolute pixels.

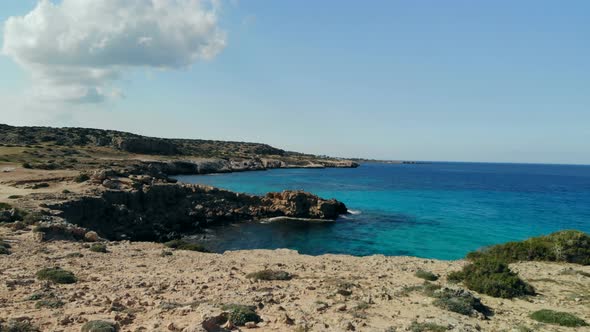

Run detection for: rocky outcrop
[[48, 184, 347, 242]]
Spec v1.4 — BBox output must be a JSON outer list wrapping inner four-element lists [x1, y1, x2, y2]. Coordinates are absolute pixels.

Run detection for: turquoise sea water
[[176, 162, 590, 260]]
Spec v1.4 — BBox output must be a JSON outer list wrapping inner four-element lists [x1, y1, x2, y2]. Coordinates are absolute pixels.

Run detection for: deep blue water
[[176, 162, 590, 260]]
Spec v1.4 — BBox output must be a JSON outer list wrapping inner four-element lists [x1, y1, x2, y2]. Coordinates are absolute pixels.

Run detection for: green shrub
[[221, 304, 261, 326], [409, 321, 448, 332], [468, 230, 590, 265], [415, 270, 438, 281], [246, 269, 292, 281], [35, 298, 64, 309], [432, 288, 490, 316], [66, 252, 84, 258], [160, 250, 173, 257], [81, 320, 118, 332], [35, 267, 77, 284], [7, 195, 22, 199], [74, 173, 90, 183], [89, 243, 108, 253], [0, 202, 12, 210], [164, 239, 210, 252], [0, 320, 40, 332], [530, 309, 588, 327], [0, 240, 11, 255], [21, 162, 32, 169], [450, 257, 534, 299]]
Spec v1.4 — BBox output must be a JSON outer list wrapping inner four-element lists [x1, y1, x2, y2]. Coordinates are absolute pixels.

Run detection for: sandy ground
[[1, 228, 589, 332]]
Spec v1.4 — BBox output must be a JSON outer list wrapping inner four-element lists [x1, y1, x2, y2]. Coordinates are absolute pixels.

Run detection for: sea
[[175, 162, 590, 260]]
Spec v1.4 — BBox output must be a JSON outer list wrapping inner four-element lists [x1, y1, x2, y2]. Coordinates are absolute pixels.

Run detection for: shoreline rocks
[[47, 182, 348, 242]]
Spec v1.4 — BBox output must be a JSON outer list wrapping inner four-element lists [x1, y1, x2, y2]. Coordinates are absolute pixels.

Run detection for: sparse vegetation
[[7, 195, 22, 199], [0, 320, 40, 332], [81, 320, 118, 332], [66, 252, 84, 258], [35, 298, 64, 309], [74, 173, 90, 183], [89, 243, 108, 253], [35, 267, 77, 284], [530, 309, 588, 327], [409, 321, 448, 332], [0, 202, 12, 210], [415, 270, 438, 281], [432, 288, 490, 316], [448, 257, 535, 298], [0, 239, 10, 255], [468, 230, 590, 265], [246, 269, 292, 281], [221, 304, 261, 326], [164, 239, 210, 252]]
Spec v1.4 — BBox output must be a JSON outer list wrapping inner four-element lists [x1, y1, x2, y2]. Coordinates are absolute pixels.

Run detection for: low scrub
[[221, 304, 261, 326], [432, 288, 490, 317], [81, 320, 118, 332], [530, 309, 588, 327], [409, 321, 448, 332], [0, 240, 10, 255], [449, 257, 535, 298], [0, 320, 40, 332], [164, 239, 210, 252], [35, 298, 64, 309], [89, 243, 108, 253], [246, 269, 292, 281], [415, 270, 438, 281], [468, 230, 590, 265], [35, 267, 77, 284], [74, 173, 90, 183]]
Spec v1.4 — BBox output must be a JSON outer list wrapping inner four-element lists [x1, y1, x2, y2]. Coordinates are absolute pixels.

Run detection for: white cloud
[[2, 0, 226, 103]]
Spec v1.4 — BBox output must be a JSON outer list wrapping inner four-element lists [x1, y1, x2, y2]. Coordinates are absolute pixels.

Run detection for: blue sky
[[1, 1, 589, 164]]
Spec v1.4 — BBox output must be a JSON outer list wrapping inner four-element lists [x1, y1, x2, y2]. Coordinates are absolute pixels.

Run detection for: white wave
[[347, 209, 362, 215]]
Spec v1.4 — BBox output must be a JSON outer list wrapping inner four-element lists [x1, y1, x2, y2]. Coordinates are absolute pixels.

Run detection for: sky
[[1, 1, 589, 164]]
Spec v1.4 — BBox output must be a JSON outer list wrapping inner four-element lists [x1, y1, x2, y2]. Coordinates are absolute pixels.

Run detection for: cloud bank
[[2, 0, 226, 103]]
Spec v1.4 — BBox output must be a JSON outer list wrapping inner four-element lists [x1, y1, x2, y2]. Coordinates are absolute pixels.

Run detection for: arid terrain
[[1, 227, 590, 332]]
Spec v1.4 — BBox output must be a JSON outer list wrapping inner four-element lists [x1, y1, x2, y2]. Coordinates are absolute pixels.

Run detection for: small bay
[[176, 162, 590, 260]]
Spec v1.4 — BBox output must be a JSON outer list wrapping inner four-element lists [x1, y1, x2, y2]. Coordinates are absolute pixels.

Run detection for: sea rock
[[49, 184, 348, 242]]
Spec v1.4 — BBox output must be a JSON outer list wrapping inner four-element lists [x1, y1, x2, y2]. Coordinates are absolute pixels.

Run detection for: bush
[[246, 269, 292, 281], [35, 267, 77, 284], [66, 252, 83, 258], [35, 298, 64, 309], [164, 239, 210, 252], [0, 202, 12, 210], [74, 173, 90, 183], [221, 304, 261, 326], [468, 230, 590, 265], [81, 320, 118, 332], [530, 309, 588, 327], [432, 288, 490, 316], [21, 162, 32, 169], [409, 321, 448, 332], [7, 195, 22, 199], [0, 240, 10, 255], [0, 320, 40, 332], [415, 270, 438, 281], [89, 243, 108, 253], [450, 257, 534, 299]]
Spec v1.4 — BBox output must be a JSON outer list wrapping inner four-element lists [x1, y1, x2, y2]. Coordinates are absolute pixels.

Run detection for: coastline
[[1, 125, 589, 331]]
